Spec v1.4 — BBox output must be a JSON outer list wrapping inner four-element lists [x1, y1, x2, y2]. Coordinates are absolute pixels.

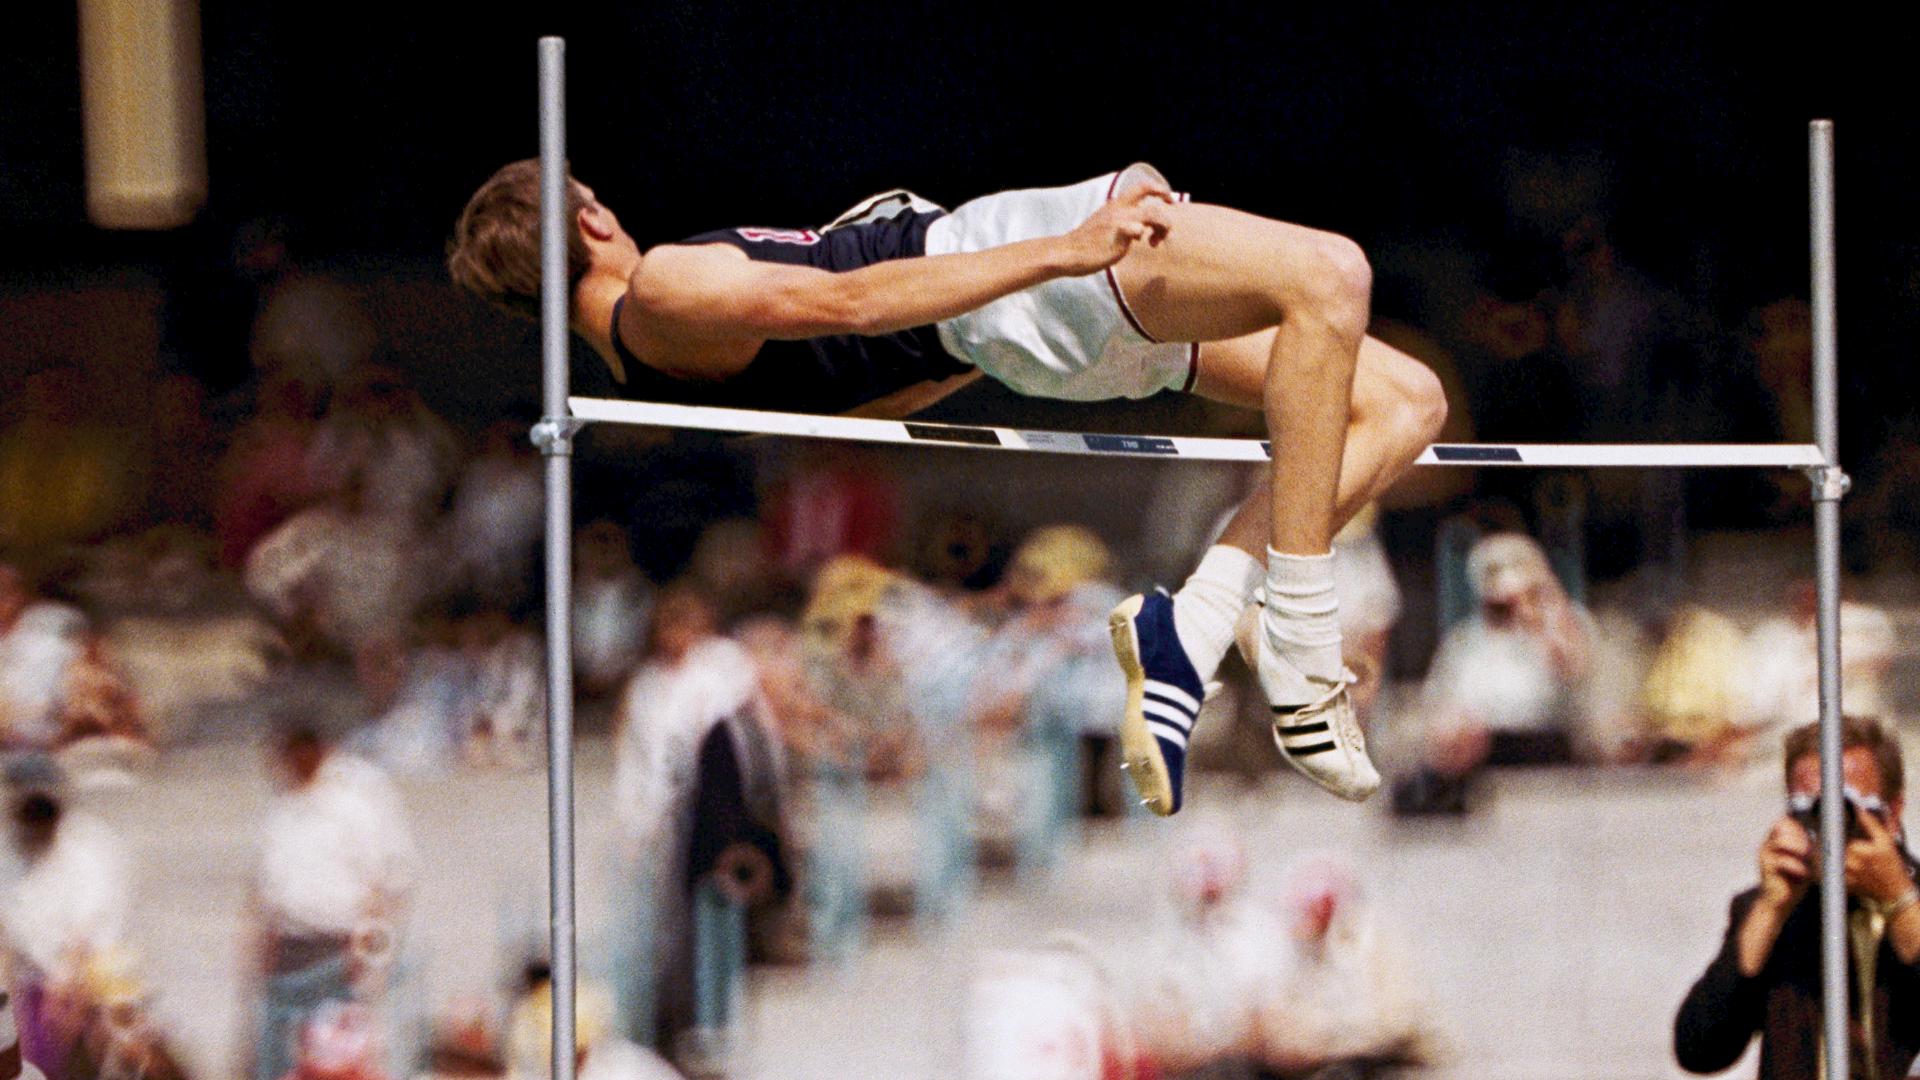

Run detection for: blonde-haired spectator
[[1634, 606, 1750, 764]]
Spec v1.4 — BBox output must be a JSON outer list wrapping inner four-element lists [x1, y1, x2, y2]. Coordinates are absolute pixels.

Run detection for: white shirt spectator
[[1423, 618, 1582, 734], [613, 638, 760, 843], [0, 604, 86, 748], [1743, 601, 1899, 733], [0, 811, 130, 981], [257, 754, 418, 939]]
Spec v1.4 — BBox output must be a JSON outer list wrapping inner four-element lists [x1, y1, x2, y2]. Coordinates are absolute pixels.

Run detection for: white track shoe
[[1235, 604, 1381, 802]]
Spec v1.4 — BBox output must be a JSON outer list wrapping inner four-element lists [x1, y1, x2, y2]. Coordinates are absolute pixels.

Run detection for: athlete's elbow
[[832, 275, 885, 335]]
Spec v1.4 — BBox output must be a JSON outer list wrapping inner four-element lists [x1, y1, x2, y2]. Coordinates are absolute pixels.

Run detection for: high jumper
[[449, 160, 1449, 814]]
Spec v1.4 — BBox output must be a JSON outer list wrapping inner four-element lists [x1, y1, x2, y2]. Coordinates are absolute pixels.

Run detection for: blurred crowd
[[0, 142, 1914, 1080]]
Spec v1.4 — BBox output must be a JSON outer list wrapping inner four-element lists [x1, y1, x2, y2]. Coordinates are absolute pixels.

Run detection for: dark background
[[0, 2, 1911, 450]]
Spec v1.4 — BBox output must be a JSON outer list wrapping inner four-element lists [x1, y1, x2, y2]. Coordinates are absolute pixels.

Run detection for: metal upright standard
[[534, 35, 581, 1080], [1808, 119, 1850, 1080]]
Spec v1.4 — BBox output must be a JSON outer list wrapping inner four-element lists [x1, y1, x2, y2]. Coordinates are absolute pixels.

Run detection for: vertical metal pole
[[1809, 118, 1849, 1080], [537, 36, 578, 1080]]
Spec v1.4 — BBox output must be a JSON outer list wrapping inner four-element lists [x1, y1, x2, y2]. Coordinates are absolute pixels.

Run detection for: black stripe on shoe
[[1288, 741, 1338, 757], [1276, 720, 1330, 736]]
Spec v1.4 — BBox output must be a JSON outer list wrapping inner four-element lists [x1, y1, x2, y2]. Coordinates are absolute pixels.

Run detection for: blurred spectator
[[761, 447, 902, 587], [1397, 532, 1615, 813], [1675, 717, 1920, 1078], [244, 473, 430, 659], [1632, 605, 1753, 765], [0, 571, 85, 751], [251, 718, 417, 1080], [1244, 852, 1441, 1074], [1422, 532, 1596, 770], [284, 1001, 390, 1080], [0, 758, 132, 1080], [799, 556, 988, 926], [610, 584, 789, 1053], [353, 627, 466, 779], [572, 523, 652, 701], [454, 613, 542, 772], [217, 375, 328, 569], [305, 370, 459, 530], [248, 249, 378, 394], [962, 940, 1126, 1080], [972, 526, 1127, 862], [0, 567, 149, 761], [1742, 581, 1899, 740], [964, 826, 1439, 1079], [732, 618, 844, 776], [413, 997, 502, 1080], [1122, 822, 1260, 1073], [503, 958, 613, 1080], [52, 636, 150, 760], [501, 962, 679, 1080], [0, 368, 139, 556], [66, 946, 187, 1080], [353, 608, 541, 775], [441, 423, 543, 617]]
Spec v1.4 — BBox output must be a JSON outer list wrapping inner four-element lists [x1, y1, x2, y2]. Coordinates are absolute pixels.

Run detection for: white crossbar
[[570, 396, 1827, 469]]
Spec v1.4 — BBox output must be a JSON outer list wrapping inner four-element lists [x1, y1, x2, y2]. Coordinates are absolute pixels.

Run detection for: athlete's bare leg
[[1198, 333, 1448, 556], [1105, 201, 1444, 808], [1114, 204, 1446, 548]]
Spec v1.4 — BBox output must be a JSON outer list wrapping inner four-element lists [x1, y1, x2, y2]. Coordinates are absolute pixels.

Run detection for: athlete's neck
[[571, 255, 642, 383]]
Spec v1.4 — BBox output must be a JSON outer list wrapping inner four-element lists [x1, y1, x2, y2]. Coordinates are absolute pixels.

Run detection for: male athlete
[[448, 161, 1447, 814]]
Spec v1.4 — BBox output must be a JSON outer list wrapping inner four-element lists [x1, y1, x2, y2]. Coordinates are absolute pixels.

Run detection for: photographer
[[1675, 717, 1920, 1078]]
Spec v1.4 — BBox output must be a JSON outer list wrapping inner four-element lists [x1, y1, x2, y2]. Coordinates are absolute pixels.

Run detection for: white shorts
[[923, 164, 1199, 402]]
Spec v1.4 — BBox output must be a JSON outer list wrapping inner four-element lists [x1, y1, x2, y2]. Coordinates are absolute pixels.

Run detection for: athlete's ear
[[578, 201, 618, 243]]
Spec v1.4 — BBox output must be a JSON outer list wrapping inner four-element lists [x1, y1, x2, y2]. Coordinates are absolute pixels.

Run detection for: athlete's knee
[[1283, 233, 1372, 340]]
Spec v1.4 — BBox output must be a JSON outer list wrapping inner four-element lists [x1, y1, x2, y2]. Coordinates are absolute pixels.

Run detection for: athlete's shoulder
[[641, 240, 749, 265], [627, 242, 751, 302]]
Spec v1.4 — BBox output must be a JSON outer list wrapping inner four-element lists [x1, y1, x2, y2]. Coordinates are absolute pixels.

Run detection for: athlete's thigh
[[1192, 328, 1434, 419], [1111, 201, 1349, 343]]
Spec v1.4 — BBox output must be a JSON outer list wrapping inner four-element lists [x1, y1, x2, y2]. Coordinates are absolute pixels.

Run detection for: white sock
[[1171, 545, 1263, 680], [1263, 548, 1344, 692]]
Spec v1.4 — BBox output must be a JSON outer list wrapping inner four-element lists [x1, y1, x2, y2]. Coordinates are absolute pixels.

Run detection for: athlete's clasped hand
[[1059, 180, 1175, 275]]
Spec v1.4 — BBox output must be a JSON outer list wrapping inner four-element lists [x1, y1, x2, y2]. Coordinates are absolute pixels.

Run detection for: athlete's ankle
[[1263, 547, 1344, 684], [1171, 545, 1263, 679]]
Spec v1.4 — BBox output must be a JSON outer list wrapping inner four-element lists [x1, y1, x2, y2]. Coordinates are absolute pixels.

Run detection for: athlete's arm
[[627, 183, 1174, 341]]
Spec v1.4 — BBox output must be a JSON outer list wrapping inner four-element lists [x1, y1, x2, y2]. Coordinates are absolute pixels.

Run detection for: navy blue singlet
[[585, 208, 969, 413]]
